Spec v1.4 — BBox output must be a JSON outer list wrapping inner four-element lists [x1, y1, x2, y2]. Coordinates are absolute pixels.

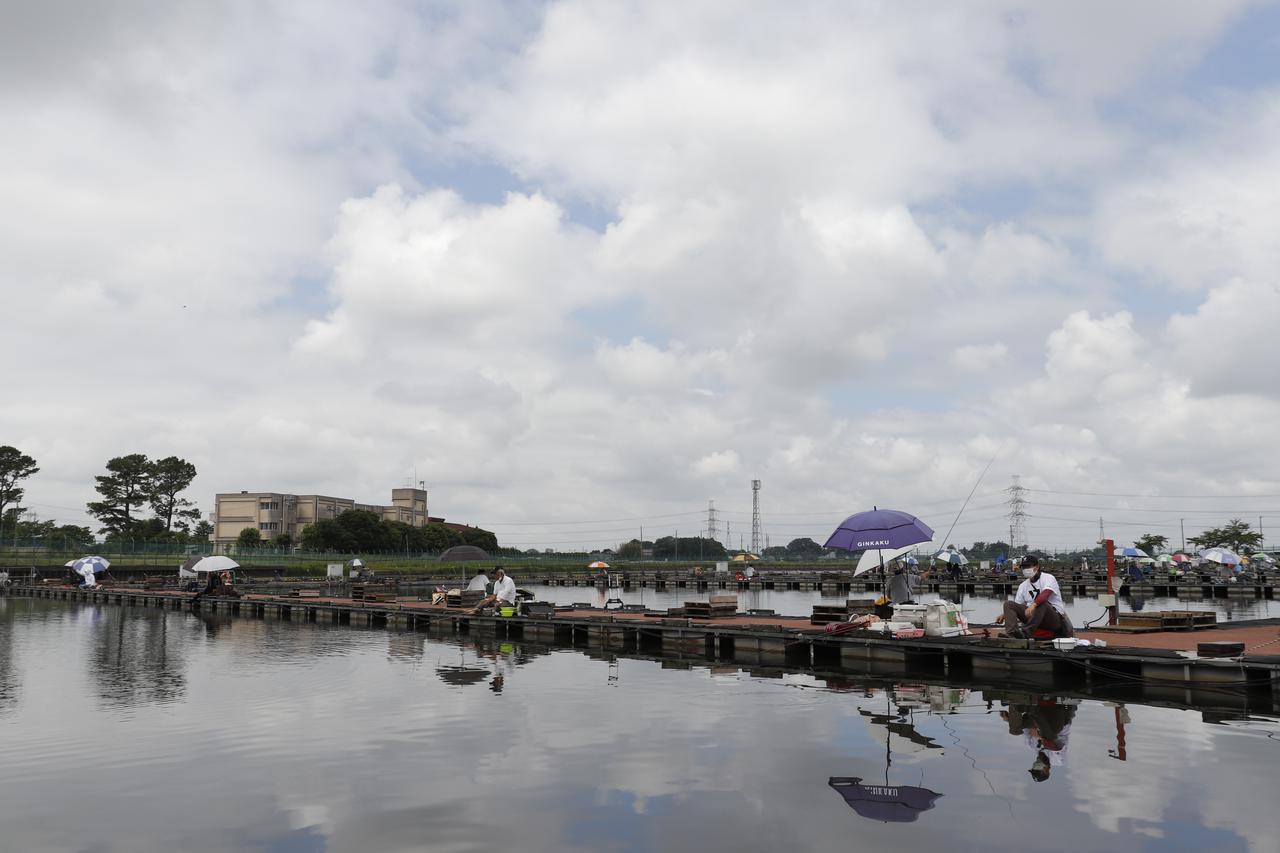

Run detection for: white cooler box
[[893, 602, 968, 637]]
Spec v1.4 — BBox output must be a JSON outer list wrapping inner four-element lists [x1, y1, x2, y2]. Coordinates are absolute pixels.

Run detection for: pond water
[[527, 583, 1280, 624], [2, 596, 1279, 853]]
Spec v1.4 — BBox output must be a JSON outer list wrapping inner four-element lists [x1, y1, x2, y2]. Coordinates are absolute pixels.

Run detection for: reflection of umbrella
[[72, 556, 111, 575], [1118, 546, 1150, 559], [587, 561, 610, 569], [828, 778, 942, 823], [934, 549, 968, 566], [435, 666, 489, 686], [1199, 547, 1242, 566]]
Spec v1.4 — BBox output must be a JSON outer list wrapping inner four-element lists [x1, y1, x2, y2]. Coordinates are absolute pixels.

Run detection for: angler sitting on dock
[[195, 571, 241, 601], [466, 568, 490, 593], [471, 567, 516, 614], [996, 555, 1073, 640]]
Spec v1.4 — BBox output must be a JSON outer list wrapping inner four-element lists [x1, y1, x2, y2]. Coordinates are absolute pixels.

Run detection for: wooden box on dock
[[446, 590, 486, 608], [684, 595, 738, 618]]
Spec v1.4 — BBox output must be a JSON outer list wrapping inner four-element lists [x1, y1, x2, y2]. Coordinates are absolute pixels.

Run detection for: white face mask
[[1022, 568, 1037, 579]]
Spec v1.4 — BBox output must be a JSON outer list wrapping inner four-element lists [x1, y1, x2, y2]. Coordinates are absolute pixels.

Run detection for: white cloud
[[952, 342, 1009, 373], [2, 1, 1279, 554]]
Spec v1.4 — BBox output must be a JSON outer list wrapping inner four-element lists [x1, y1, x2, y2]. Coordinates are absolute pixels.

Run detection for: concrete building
[[212, 487, 429, 548]]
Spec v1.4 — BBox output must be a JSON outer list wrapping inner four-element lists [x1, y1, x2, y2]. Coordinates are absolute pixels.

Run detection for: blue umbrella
[[71, 556, 110, 575], [903, 556, 919, 567], [1117, 546, 1150, 559], [824, 508, 934, 552], [934, 549, 968, 566]]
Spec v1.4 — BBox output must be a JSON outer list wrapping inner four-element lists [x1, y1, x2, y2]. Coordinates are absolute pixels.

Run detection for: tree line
[[258, 508, 498, 554]]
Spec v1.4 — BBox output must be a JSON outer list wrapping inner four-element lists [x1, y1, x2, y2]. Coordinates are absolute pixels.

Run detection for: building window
[[261, 522, 279, 532], [259, 501, 280, 511]]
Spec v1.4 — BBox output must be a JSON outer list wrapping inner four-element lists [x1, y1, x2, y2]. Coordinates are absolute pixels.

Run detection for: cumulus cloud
[[2, 1, 1278, 552]]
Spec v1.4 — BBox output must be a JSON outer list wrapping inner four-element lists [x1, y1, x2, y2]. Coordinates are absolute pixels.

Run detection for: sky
[[3, 0, 1280, 553]]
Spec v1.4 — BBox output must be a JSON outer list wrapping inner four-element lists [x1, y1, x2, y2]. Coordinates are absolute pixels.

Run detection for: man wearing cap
[[996, 555, 1073, 639], [471, 567, 516, 614]]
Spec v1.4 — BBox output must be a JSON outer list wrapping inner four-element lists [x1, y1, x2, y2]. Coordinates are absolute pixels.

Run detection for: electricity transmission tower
[[706, 500, 718, 543], [750, 479, 762, 555], [1006, 475, 1028, 555]]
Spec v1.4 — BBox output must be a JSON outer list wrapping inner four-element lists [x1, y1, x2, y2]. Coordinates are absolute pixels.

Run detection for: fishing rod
[[936, 439, 1008, 550]]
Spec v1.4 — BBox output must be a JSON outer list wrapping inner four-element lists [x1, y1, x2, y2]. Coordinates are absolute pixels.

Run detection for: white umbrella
[[1199, 547, 1241, 566], [855, 544, 927, 576], [179, 555, 239, 576], [934, 549, 968, 566]]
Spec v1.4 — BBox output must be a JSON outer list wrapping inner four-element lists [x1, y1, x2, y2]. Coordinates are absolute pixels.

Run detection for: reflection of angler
[[1003, 697, 1077, 782]]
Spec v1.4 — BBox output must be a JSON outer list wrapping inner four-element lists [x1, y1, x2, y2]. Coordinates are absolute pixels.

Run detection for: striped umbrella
[[71, 555, 111, 575]]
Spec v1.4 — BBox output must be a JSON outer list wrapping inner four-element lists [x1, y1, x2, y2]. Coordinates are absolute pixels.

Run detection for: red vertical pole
[[1105, 538, 1117, 626], [1113, 706, 1127, 761]]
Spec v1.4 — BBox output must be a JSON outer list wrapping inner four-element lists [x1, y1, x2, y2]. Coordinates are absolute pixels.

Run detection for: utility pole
[[750, 479, 762, 555], [1099, 517, 1105, 543], [1180, 518, 1185, 552], [706, 500, 718, 544], [1260, 516, 1265, 550]]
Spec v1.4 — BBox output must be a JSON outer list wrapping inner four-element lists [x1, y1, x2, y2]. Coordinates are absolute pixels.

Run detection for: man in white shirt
[[996, 555, 1072, 639], [471, 567, 517, 614], [466, 569, 489, 592]]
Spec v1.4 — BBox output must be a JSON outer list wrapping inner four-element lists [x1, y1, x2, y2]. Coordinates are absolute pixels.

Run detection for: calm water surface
[[1, 597, 1278, 853]]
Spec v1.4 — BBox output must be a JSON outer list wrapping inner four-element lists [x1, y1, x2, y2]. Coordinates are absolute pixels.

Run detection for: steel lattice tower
[[706, 500, 718, 543], [750, 479, 762, 554], [1007, 475, 1028, 554]]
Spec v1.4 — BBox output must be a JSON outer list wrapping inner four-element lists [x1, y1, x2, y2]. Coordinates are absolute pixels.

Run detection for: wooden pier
[[6, 583, 1279, 714]]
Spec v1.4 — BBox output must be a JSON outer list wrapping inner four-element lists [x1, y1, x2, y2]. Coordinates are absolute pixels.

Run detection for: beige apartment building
[[212, 487, 429, 548]]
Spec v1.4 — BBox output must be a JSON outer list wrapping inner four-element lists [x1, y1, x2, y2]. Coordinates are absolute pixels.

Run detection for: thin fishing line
[[937, 440, 1007, 548]]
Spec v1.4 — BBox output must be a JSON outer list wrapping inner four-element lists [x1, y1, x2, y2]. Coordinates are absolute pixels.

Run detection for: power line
[[1025, 488, 1280, 499]]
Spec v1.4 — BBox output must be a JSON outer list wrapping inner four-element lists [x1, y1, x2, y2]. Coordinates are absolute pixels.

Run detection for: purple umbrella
[[824, 508, 934, 551]]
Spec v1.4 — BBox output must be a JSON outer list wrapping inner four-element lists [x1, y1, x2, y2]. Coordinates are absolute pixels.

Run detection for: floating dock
[[6, 584, 1279, 714]]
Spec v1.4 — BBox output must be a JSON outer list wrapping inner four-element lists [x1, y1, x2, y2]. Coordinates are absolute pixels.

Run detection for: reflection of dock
[[6, 584, 1279, 713]]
